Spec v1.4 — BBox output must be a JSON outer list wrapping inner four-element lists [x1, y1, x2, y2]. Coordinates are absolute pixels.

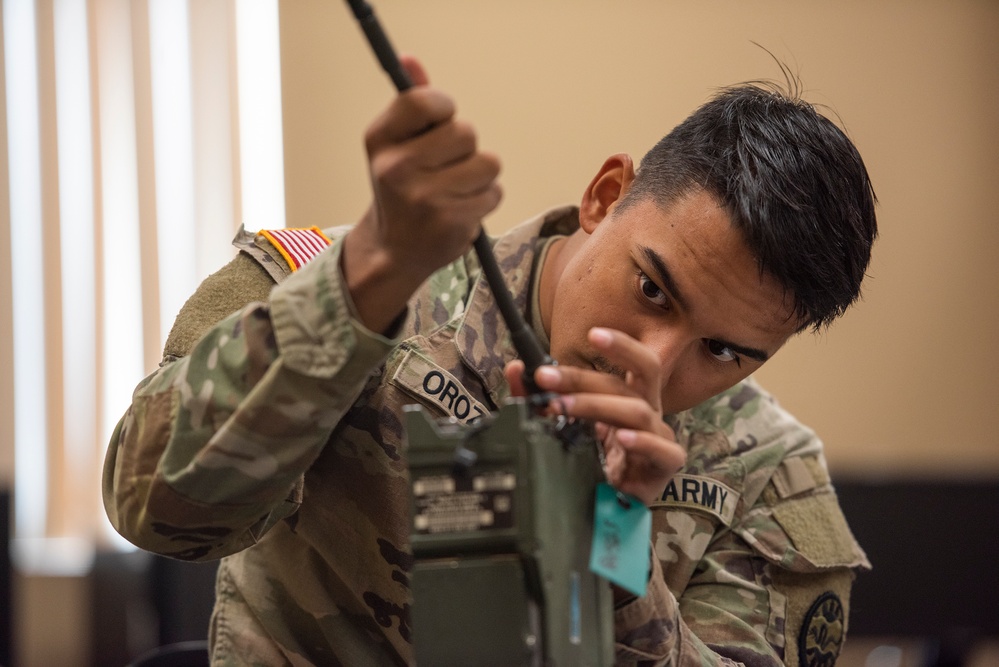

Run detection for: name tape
[[392, 350, 489, 424], [652, 474, 740, 526]]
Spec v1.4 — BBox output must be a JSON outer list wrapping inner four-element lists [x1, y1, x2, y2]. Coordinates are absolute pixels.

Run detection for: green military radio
[[405, 400, 614, 666]]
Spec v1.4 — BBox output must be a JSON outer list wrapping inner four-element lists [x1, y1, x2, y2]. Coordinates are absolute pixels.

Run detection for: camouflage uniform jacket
[[103, 206, 870, 667]]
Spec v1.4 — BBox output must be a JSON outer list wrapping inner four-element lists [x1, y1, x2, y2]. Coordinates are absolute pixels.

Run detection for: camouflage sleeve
[[102, 235, 399, 561], [612, 382, 869, 667]]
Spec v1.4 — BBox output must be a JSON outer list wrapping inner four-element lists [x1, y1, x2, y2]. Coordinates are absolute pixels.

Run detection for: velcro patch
[[392, 350, 489, 424], [773, 457, 820, 499], [798, 592, 845, 667], [257, 227, 331, 271], [652, 474, 739, 526], [773, 493, 870, 569]]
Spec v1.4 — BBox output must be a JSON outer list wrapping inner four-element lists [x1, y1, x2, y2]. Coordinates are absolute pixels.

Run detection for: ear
[[578, 153, 636, 233]]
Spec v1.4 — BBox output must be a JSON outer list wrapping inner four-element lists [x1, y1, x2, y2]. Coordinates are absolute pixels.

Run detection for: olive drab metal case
[[405, 400, 614, 666]]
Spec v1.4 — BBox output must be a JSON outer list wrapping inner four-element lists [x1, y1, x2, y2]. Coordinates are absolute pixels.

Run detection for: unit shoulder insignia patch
[[798, 591, 845, 667], [257, 227, 332, 271]]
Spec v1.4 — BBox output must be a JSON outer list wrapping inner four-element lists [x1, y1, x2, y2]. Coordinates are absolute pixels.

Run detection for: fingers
[[372, 146, 501, 210], [553, 393, 664, 435], [522, 329, 662, 408], [588, 328, 662, 410], [503, 368, 683, 507], [413, 138, 501, 198], [603, 430, 686, 506], [366, 88, 457, 150], [357, 53, 502, 279], [399, 54, 429, 87], [613, 429, 686, 475], [504, 360, 529, 397], [365, 57, 454, 150], [371, 151, 501, 235], [531, 364, 635, 402], [407, 119, 477, 169], [503, 328, 682, 506], [365, 63, 501, 215], [375, 117, 478, 179]]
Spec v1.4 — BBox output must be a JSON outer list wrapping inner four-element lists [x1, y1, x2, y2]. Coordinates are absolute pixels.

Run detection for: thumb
[[504, 360, 528, 397], [399, 54, 429, 86]]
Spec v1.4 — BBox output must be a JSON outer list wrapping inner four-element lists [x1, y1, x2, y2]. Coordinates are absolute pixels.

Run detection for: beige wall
[[278, 0, 999, 476]]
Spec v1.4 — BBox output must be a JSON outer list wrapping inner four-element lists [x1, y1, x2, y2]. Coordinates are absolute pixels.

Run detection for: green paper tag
[[589, 482, 652, 597]]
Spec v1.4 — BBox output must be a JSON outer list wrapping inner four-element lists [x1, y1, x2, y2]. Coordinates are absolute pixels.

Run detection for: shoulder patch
[[652, 474, 740, 526], [798, 591, 845, 667], [257, 227, 331, 271]]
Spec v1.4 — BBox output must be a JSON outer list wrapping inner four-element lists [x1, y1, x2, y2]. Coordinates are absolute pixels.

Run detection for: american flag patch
[[257, 227, 332, 272]]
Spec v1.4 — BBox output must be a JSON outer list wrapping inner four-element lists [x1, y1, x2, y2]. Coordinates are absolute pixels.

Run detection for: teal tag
[[589, 482, 652, 597]]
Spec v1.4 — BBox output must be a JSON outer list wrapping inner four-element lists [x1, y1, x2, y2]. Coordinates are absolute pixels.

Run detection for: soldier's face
[[547, 188, 800, 415]]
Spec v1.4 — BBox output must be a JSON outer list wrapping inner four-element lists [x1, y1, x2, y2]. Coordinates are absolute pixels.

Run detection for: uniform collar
[[454, 206, 580, 406]]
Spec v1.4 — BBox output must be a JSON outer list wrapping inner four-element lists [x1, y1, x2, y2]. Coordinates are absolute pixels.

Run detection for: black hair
[[620, 83, 878, 331]]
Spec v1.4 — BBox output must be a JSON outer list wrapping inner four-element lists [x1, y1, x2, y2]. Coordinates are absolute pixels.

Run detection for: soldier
[[103, 55, 876, 666]]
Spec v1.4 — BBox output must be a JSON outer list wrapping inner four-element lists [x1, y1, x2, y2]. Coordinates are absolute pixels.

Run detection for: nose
[[641, 328, 690, 388]]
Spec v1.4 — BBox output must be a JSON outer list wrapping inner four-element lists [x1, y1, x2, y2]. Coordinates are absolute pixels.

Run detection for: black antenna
[[344, 0, 412, 92], [344, 0, 554, 393]]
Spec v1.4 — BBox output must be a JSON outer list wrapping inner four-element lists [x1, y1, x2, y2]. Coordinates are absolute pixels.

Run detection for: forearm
[[103, 242, 399, 559], [613, 555, 682, 665], [612, 556, 767, 667], [613, 559, 787, 667], [105, 306, 305, 558]]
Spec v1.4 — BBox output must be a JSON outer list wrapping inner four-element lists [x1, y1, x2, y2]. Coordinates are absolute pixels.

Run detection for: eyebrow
[[641, 245, 690, 311], [639, 245, 771, 363]]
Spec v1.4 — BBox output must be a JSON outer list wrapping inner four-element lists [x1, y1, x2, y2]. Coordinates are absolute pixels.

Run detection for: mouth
[[592, 354, 626, 380]]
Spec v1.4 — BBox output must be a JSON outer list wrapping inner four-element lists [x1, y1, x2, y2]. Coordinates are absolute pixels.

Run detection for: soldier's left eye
[[706, 340, 740, 365]]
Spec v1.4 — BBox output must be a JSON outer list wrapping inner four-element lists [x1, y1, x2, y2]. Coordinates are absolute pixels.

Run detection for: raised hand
[[505, 327, 686, 506], [343, 56, 502, 334]]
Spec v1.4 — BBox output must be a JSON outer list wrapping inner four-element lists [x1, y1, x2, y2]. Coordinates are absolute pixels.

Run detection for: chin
[[662, 400, 691, 416]]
